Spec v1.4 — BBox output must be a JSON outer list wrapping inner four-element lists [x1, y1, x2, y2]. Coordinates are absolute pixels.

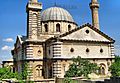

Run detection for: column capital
[[90, 0, 99, 9]]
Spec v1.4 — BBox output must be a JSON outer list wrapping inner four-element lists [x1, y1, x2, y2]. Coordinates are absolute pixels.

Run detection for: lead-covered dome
[[41, 7, 74, 23]]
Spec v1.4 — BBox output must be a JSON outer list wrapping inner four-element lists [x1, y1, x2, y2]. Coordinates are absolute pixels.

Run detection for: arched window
[[99, 64, 106, 75], [44, 24, 48, 32], [101, 67, 105, 75], [56, 23, 60, 32], [68, 25, 71, 31], [36, 69, 40, 76], [35, 65, 42, 77]]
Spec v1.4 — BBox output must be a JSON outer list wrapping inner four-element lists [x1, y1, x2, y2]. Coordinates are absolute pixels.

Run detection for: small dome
[[41, 7, 74, 23]]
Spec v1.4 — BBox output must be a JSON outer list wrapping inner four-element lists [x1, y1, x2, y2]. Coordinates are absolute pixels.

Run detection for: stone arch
[[56, 23, 60, 32]]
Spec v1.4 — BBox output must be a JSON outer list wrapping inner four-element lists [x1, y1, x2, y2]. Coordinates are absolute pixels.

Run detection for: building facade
[[2, 59, 13, 68], [12, 0, 115, 80]]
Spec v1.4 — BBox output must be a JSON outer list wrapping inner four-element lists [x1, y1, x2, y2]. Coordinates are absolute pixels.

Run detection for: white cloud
[[1, 45, 13, 51], [3, 38, 14, 42]]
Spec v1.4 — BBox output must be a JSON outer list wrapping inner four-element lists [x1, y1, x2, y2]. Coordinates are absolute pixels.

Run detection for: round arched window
[[99, 64, 106, 75], [56, 23, 60, 32], [35, 65, 42, 77], [44, 24, 48, 32], [68, 25, 71, 31]]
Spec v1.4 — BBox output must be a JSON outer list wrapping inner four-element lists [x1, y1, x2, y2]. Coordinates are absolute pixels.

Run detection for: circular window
[[100, 48, 103, 53], [70, 48, 74, 52], [38, 50, 41, 56], [86, 48, 90, 53], [86, 30, 89, 34], [38, 50, 41, 53]]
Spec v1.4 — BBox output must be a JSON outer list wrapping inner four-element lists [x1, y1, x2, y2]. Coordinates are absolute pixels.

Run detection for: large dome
[[41, 7, 74, 23]]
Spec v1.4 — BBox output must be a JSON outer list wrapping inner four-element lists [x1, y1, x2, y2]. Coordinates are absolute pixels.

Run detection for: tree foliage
[[0, 62, 32, 83], [64, 56, 98, 78], [20, 62, 29, 80], [0, 67, 18, 80], [109, 56, 120, 77]]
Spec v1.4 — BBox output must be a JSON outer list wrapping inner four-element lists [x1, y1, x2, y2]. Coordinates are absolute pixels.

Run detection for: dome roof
[[41, 7, 74, 23]]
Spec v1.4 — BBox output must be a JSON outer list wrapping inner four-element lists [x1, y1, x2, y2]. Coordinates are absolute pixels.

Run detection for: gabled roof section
[[57, 23, 115, 43], [15, 35, 27, 45], [14, 35, 27, 49], [17, 35, 26, 44]]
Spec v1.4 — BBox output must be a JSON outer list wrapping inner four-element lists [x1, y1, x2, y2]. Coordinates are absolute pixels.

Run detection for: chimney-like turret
[[90, 0, 100, 29], [26, 0, 42, 39]]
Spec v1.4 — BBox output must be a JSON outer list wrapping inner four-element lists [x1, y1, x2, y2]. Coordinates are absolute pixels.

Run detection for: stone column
[[52, 41, 62, 57], [53, 61, 61, 78], [110, 44, 115, 57], [52, 41, 62, 77], [90, 0, 100, 29]]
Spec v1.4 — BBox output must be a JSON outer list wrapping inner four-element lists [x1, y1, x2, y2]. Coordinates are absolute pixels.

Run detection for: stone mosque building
[[12, 0, 115, 80]]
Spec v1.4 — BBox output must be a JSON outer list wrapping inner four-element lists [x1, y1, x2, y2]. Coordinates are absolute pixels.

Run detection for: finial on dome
[[92, 0, 98, 3], [54, 0, 57, 7], [54, 2, 57, 6], [30, 0, 38, 3]]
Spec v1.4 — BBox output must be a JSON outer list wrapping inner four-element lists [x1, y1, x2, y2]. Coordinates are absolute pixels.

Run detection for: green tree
[[64, 56, 98, 78], [18, 62, 33, 83], [21, 62, 29, 80], [0, 62, 33, 83], [0, 67, 19, 80], [109, 56, 120, 77]]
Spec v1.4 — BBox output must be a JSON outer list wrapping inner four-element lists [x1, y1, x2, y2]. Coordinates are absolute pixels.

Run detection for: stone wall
[[62, 42, 111, 59]]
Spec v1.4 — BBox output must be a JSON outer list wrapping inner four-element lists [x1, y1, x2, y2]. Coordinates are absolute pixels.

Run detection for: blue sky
[[0, 0, 120, 63]]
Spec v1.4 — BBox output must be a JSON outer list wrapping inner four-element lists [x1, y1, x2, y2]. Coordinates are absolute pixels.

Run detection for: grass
[[62, 79, 78, 83]]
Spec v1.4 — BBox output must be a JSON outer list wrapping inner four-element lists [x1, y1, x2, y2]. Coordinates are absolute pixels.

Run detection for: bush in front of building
[[0, 67, 18, 80], [64, 56, 99, 78], [109, 56, 120, 77]]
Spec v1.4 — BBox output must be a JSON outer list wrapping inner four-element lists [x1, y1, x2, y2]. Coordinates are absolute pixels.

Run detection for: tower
[[26, 0, 42, 39], [90, 0, 100, 29]]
